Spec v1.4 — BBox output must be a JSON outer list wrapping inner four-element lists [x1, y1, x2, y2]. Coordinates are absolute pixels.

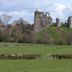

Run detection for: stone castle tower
[[34, 10, 52, 32], [56, 18, 61, 27], [68, 16, 72, 28]]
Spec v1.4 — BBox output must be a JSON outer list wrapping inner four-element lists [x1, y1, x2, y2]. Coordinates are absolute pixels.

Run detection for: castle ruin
[[56, 18, 61, 27], [34, 10, 52, 32], [34, 10, 72, 32], [68, 16, 72, 28]]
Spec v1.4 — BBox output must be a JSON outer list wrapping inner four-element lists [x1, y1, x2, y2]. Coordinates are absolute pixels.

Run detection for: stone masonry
[[34, 10, 52, 32], [68, 16, 72, 28], [56, 18, 61, 27]]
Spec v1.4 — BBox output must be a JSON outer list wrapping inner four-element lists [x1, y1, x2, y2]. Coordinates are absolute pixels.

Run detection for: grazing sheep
[[8, 54, 17, 59], [0, 54, 41, 60], [51, 54, 72, 59], [17, 54, 23, 59], [23, 54, 41, 59]]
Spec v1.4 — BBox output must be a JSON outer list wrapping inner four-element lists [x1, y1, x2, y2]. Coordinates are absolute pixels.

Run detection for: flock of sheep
[[0, 54, 41, 60], [47, 54, 72, 59], [0, 53, 72, 60]]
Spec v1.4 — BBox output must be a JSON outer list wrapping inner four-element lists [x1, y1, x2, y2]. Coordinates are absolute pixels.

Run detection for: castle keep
[[34, 10, 52, 32]]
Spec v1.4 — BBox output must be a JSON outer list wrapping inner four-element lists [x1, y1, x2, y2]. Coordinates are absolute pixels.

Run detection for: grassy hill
[[36, 26, 72, 44]]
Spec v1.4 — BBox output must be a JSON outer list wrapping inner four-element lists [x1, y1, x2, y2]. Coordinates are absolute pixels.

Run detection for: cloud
[[63, 6, 72, 18], [0, 0, 72, 23], [34, 0, 50, 8], [0, 11, 33, 23], [49, 3, 66, 20]]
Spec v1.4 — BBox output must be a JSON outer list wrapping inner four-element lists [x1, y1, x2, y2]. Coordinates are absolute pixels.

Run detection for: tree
[[0, 14, 12, 25]]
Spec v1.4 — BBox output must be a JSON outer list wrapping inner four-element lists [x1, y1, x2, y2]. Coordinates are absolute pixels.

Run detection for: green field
[[0, 43, 72, 72]]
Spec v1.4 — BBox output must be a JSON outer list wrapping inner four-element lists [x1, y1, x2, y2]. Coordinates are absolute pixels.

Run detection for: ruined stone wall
[[34, 10, 52, 32], [45, 16, 52, 27], [34, 10, 44, 32], [68, 16, 72, 28], [45, 12, 52, 27], [56, 18, 61, 27]]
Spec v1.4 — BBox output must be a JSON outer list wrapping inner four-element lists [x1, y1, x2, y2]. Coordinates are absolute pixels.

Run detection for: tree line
[[0, 15, 72, 45]]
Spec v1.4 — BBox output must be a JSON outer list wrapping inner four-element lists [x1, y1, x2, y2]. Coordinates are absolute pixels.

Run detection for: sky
[[0, 0, 72, 23]]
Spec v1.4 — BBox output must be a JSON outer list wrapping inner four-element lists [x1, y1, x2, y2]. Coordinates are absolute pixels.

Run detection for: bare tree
[[0, 14, 12, 25]]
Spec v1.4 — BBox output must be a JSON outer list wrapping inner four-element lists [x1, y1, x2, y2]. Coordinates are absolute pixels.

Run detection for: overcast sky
[[0, 0, 72, 23]]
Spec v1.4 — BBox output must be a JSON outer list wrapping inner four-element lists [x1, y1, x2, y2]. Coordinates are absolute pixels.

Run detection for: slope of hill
[[36, 26, 72, 44]]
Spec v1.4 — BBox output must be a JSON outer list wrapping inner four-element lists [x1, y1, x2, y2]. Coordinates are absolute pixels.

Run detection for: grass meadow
[[0, 42, 72, 72]]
